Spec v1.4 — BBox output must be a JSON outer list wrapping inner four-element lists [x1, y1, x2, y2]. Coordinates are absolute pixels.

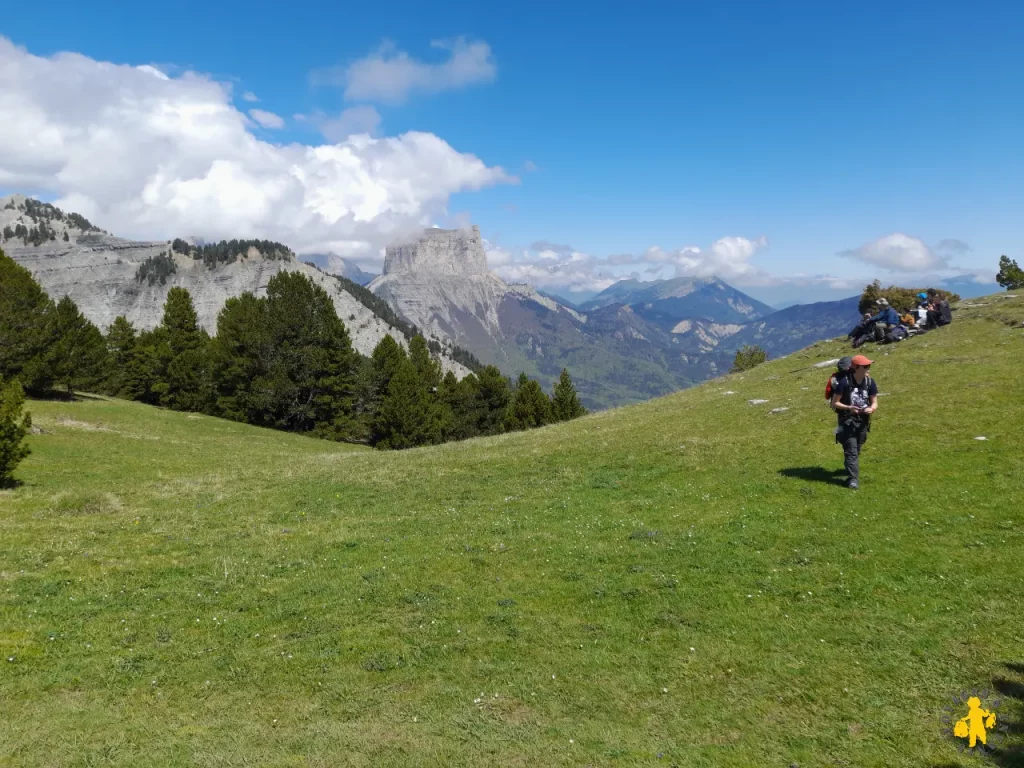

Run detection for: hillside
[[1, 293, 1022, 766]]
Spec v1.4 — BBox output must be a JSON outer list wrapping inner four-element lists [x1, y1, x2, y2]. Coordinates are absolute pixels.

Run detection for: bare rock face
[[383, 226, 489, 277], [0, 195, 468, 376], [369, 226, 580, 347]]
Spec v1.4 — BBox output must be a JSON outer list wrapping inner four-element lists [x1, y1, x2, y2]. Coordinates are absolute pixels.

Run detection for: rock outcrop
[[0, 195, 468, 375], [369, 227, 580, 351]]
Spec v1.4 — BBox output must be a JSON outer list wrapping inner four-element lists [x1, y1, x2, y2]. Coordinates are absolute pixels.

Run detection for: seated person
[[925, 289, 953, 328], [866, 298, 901, 341]]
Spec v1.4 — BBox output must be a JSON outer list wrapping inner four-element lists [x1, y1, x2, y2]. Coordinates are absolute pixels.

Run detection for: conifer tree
[[372, 356, 438, 449], [0, 376, 32, 487], [0, 249, 55, 393], [551, 368, 587, 421], [505, 372, 552, 431], [439, 370, 479, 441], [409, 334, 442, 391], [996, 255, 1024, 290], [210, 293, 269, 423], [155, 287, 212, 412], [474, 365, 512, 435], [104, 316, 153, 399], [47, 296, 107, 394], [261, 272, 358, 437]]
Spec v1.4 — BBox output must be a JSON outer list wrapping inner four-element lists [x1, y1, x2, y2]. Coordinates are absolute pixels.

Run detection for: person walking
[[830, 354, 878, 489]]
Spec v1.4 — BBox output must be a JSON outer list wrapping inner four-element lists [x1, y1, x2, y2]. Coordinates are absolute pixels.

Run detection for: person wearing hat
[[865, 298, 902, 342], [830, 354, 878, 489]]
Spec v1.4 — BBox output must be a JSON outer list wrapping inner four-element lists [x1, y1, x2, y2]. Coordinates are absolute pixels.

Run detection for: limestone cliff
[[369, 227, 581, 352], [0, 195, 468, 376]]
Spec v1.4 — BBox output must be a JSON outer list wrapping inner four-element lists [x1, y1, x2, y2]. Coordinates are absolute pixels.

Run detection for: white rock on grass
[[768, 407, 789, 414], [748, 399, 769, 405], [974, 436, 988, 441]]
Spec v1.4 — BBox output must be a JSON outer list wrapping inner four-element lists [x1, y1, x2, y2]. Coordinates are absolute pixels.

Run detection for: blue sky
[[2, 0, 1021, 304]]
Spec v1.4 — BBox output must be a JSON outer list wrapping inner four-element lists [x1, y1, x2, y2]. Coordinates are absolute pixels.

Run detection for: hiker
[[925, 289, 953, 329], [867, 298, 902, 342], [830, 354, 878, 490]]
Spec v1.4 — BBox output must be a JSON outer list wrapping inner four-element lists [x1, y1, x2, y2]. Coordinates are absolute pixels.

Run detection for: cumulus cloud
[[313, 38, 496, 104], [248, 108, 285, 129], [840, 233, 947, 272], [0, 37, 513, 259], [645, 235, 770, 281], [305, 106, 382, 141], [242, 91, 259, 102], [483, 235, 773, 294]]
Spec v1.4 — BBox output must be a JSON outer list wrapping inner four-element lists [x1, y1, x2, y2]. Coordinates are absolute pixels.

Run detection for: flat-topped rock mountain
[[0, 195, 469, 375]]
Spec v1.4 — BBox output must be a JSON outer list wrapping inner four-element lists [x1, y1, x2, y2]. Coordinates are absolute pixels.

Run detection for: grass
[[2, 293, 1023, 767]]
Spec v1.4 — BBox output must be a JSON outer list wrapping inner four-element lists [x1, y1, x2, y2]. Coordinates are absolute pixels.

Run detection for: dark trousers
[[837, 421, 869, 482]]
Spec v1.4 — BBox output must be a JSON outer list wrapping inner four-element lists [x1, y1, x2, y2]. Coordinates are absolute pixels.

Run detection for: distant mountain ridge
[[581, 276, 775, 326], [365, 228, 858, 408]]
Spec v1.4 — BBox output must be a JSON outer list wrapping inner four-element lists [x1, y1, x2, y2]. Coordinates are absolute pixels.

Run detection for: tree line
[[0, 248, 586, 481]]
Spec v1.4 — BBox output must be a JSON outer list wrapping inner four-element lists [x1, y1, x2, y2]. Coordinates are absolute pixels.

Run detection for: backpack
[[824, 357, 854, 402], [884, 326, 908, 344]]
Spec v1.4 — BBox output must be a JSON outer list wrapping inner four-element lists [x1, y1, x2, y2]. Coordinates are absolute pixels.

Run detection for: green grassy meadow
[[2, 295, 1023, 767]]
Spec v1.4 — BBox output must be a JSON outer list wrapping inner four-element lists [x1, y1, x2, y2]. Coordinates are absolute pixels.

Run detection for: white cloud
[[307, 106, 382, 141], [641, 235, 769, 281], [248, 108, 285, 129], [840, 233, 946, 272], [242, 91, 259, 102], [313, 37, 496, 105], [482, 235, 773, 294], [0, 37, 513, 258]]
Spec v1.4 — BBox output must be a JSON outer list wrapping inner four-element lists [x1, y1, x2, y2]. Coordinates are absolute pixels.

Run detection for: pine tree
[[551, 368, 587, 421], [47, 296, 107, 394], [372, 357, 437, 449], [407, 334, 450, 441], [0, 249, 56, 393], [474, 365, 512, 435], [104, 316, 146, 399], [996, 255, 1024, 290], [439, 371, 479, 441], [210, 293, 270, 424], [0, 376, 32, 487], [260, 272, 358, 437], [155, 287, 212, 412], [505, 372, 552, 431], [409, 334, 442, 391]]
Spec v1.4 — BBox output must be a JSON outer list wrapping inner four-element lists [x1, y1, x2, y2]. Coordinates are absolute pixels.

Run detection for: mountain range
[[3, 194, 864, 409]]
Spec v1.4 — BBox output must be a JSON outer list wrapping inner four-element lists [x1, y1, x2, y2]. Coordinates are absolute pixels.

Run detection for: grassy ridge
[[1, 294, 1023, 767]]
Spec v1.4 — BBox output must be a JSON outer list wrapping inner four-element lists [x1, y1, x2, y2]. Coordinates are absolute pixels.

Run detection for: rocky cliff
[[0, 195, 469, 375], [369, 226, 580, 355]]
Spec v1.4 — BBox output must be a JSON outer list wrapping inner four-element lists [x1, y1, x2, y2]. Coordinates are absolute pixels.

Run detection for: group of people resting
[[848, 289, 952, 348]]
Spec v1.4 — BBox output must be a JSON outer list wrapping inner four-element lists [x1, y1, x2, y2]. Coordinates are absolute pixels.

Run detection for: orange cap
[[851, 354, 873, 366]]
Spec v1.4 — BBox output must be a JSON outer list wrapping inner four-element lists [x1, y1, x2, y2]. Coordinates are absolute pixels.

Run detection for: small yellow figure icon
[[954, 696, 997, 748]]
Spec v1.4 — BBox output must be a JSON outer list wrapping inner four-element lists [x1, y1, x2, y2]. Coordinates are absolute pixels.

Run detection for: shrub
[[731, 345, 767, 373], [0, 377, 32, 487], [858, 280, 960, 314]]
